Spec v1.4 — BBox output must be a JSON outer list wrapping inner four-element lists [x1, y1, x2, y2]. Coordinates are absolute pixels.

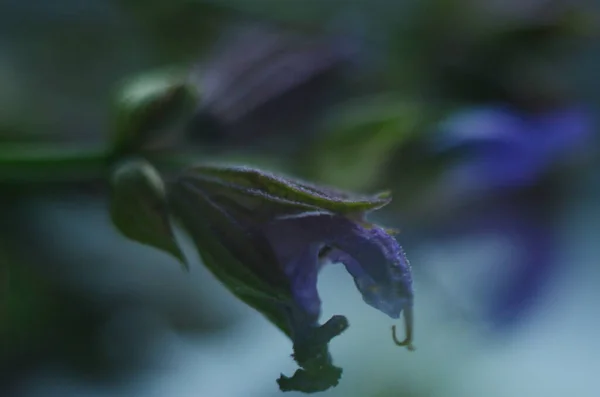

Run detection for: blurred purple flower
[[429, 104, 593, 330], [186, 22, 366, 151], [434, 104, 592, 191]]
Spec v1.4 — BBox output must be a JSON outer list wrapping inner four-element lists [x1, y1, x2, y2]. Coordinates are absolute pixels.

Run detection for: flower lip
[[321, 223, 413, 317]]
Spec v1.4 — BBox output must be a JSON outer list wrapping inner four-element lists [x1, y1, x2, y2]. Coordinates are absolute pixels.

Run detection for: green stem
[[0, 144, 110, 184], [0, 144, 290, 185]]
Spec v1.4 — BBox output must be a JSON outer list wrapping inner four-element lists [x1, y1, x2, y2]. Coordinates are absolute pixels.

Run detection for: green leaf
[[309, 95, 423, 190], [110, 159, 187, 269]]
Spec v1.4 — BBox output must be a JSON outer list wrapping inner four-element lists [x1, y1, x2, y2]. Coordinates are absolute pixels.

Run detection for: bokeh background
[[2, 1, 600, 396]]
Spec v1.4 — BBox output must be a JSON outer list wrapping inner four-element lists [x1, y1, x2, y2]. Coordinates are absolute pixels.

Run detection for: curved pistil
[[391, 306, 415, 351]]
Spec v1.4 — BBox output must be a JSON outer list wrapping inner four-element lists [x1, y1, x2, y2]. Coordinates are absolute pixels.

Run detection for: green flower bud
[[110, 68, 198, 155], [109, 159, 187, 269]]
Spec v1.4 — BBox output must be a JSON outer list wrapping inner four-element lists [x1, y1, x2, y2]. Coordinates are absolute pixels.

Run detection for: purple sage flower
[[186, 22, 366, 152], [433, 104, 592, 192], [426, 104, 593, 330], [165, 165, 414, 393]]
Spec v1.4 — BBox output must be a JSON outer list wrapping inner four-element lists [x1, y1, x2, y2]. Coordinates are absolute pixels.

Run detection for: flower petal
[[262, 211, 413, 320]]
